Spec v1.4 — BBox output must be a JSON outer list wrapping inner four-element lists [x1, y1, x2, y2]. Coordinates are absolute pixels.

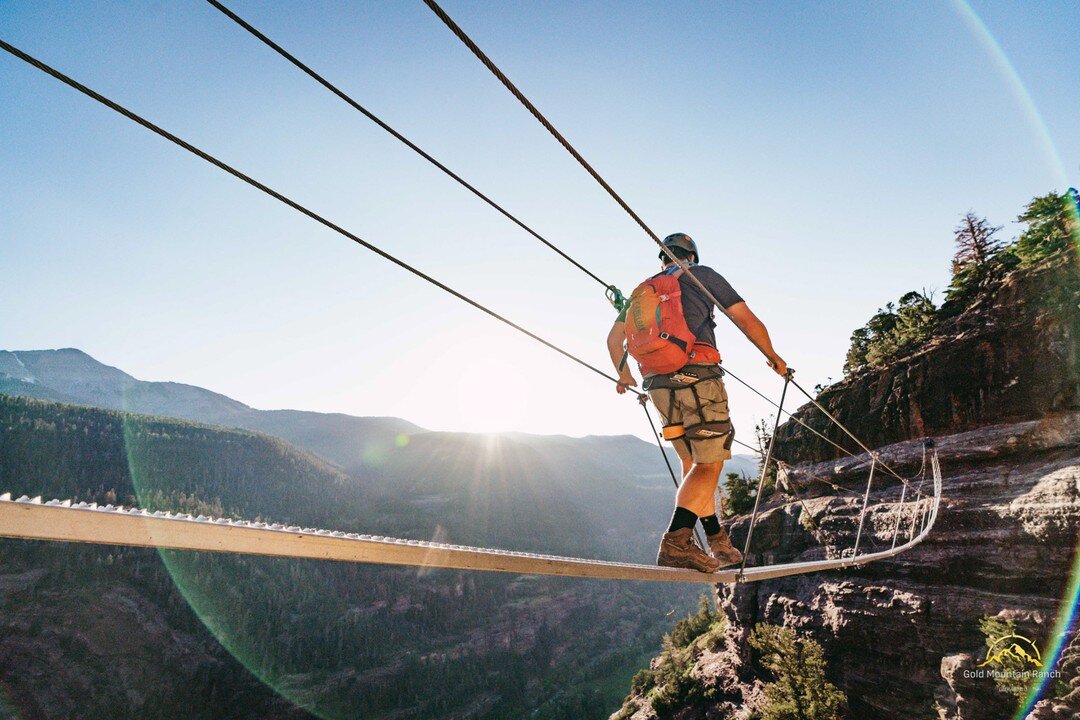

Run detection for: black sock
[[667, 506, 698, 533], [700, 514, 721, 536]]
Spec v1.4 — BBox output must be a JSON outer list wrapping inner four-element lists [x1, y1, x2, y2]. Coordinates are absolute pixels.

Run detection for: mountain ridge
[[0, 347, 759, 481]]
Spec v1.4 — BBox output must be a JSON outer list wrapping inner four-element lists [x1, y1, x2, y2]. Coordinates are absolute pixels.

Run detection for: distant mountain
[[0, 348, 758, 508], [0, 349, 418, 471]]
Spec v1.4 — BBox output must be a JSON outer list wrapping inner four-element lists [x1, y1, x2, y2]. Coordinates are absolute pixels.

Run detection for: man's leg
[[682, 461, 725, 539], [676, 461, 723, 517], [676, 459, 741, 567], [657, 444, 721, 572], [676, 376, 743, 566]]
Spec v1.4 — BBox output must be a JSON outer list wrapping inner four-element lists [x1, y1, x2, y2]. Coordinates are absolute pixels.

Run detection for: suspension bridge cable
[[422, 0, 797, 379], [787, 377, 919, 489], [422, 0, 660, 246], [738, 375, 790, 575], [211, 0, 833, 475], [722, 366, 858, 459], [0, 40, 626, 392], [204, 0, 613, 292]]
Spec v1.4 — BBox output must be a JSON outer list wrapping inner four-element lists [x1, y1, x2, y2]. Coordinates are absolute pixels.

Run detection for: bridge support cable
[[422, 0, 659, 247], [204, 0, 613, 293], [851, 457, 878, 556], [737, 375, 790, 577], [421, 0, 792, 372], [0, 39, 625, 391]]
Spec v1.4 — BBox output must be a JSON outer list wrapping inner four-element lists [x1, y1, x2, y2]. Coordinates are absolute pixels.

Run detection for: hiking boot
[[657, 527, 721, 573], [706, 529, 744, 568]]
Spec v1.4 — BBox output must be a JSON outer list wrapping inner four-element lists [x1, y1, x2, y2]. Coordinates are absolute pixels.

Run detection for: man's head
[[660, 232, 698, 267]]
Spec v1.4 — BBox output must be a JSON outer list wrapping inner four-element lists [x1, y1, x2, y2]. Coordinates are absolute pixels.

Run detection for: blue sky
[[1, 0, 1077, 441]]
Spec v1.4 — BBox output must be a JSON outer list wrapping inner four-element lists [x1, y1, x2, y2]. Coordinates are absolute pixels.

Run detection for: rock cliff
[[774, 251, 1080, 464], [612, 250, 1080, 720]]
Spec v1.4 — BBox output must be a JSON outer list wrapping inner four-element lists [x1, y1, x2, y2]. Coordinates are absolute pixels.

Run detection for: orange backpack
[[624, 267, 719, 375]]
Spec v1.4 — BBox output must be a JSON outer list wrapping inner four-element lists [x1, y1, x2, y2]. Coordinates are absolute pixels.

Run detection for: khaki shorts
[[648, 375, 734, 464]]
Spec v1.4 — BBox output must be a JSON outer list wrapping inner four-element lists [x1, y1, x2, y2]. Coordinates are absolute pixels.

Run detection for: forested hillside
[[0, 395, 696, 719]]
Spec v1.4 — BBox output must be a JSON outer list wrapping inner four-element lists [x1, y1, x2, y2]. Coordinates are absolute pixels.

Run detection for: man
[[606, 233, 788, 573]]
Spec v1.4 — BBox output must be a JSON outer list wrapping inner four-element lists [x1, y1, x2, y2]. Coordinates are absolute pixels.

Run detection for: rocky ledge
[[614, 412, 1080, 720]]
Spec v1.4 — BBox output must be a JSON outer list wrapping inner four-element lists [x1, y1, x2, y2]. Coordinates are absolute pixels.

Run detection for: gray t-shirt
[[676, 264, 743, 349]]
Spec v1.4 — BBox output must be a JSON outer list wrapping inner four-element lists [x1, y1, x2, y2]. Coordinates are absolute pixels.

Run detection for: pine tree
[[952, 212, 1004, 273], [723, 471, 755, 516], [1013, 191, 1077, 263], [749, 624, 846, 720]]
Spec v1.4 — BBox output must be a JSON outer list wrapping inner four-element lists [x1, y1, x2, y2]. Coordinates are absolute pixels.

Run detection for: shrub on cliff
[[748, 624, 846, 720], [724, 471, 755, 517], [843, 290, 937, 373], [671, 594, 721, 649], [616, 595, 728, 718], [1012, 191, 1079, 264]]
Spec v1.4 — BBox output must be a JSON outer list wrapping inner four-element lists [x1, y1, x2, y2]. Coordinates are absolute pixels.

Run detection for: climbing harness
[[649, 372, 735, 452]]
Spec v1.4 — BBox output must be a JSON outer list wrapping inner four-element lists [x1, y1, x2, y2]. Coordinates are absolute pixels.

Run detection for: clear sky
[[1, 1, 1077, 442]]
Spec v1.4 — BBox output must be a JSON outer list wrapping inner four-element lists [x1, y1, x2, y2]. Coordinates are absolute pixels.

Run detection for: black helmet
[[659, 232, 698, 262]]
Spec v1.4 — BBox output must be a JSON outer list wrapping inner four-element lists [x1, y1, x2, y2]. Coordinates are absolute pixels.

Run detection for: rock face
[[612, 251, 1080, 720], [611, 415, 1080, 720], [774, 252, 1080, 464], [732, 416, 1079, 719]]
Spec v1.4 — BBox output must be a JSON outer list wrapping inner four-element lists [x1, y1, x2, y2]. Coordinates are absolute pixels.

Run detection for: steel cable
[[421, 0, 786, 371], [206, 0, 613, 292], [0, 40, 626, 392]]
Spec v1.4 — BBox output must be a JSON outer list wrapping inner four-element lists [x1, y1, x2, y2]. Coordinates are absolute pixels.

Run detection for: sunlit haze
[[2, 0, 1076, 440]]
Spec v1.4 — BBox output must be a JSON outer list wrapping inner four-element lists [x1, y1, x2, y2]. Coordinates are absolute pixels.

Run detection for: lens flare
[[951, 1, 1070, 186], [120, 417, 347, 720], [1012, 537, 1080, 719]]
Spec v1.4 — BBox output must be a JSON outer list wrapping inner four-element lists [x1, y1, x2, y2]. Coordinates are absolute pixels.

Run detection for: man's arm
[[722, 302, 788, 376], [606, 320, 637, 394]]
